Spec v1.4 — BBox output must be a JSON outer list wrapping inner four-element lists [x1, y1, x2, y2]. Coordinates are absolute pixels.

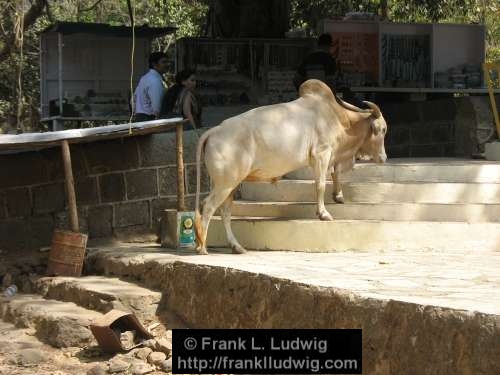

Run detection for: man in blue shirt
[[133, 52, 168, 122]]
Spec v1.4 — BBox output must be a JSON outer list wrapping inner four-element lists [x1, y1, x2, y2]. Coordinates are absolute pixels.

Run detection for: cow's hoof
[[318, 211, 334, 221], [196, 246, 209, 255], [334, 194, 345, 204], [231, 244, 247, 254]]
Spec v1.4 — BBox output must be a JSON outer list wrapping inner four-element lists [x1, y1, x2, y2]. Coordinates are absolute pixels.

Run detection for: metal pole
[[57, 32, 63, 131], [176, 122, 185, 211]]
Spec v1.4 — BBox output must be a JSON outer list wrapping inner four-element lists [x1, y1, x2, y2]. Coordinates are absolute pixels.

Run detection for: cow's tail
[[194, 128, 214, 246]]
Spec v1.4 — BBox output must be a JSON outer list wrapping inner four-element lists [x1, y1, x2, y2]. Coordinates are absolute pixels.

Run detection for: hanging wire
[[15, 0, 25, 133], [128, 0, 136, 134]]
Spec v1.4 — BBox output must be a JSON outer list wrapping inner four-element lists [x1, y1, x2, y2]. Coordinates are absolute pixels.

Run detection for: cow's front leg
[[313, 150, 333, 221], [331, 164, 344, 204]]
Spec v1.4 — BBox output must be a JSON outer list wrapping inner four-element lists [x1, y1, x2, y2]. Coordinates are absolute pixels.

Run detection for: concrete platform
[[87, 244, 500, 374]]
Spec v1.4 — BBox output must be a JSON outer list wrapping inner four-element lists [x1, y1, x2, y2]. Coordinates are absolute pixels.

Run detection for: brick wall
[[382, 94, 500, 158], [0, 129, 210, 252]]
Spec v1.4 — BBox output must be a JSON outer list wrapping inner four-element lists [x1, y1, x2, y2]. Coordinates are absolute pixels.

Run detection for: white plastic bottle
[[3, 285, 17, 297]]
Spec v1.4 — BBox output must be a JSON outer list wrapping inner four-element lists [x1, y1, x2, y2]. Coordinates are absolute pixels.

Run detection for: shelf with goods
[[318, 19, 486, 91], [176, 37, 314, 106]]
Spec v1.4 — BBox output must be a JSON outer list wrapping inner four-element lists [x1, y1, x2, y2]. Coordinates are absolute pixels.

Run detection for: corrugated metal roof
[[42, 21, 177, 38]]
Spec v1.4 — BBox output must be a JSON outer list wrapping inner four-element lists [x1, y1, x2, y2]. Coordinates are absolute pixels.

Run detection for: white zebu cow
[[194, 79, 388, 255]]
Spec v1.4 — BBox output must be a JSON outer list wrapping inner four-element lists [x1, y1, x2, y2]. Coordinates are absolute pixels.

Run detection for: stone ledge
[[86, 247, 500, 375]]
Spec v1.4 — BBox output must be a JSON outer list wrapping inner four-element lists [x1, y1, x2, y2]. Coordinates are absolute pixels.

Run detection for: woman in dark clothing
[[161, 68, 202, 129]]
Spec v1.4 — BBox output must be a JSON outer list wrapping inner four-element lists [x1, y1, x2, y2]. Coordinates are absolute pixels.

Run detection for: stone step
[[0, 293, 101, 348], [206, 217, 500, 252], [240, 180, 500, 204], [285, 159, 500, 183], [31, 276, 162, 323], [231, 201, 500, 222]]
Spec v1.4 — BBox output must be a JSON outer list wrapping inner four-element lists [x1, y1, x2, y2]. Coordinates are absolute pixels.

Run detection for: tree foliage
[[0, 0, 498, 132]]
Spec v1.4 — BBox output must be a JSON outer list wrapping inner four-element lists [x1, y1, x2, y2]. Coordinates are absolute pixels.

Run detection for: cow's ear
[[363, 101, 381, 119]]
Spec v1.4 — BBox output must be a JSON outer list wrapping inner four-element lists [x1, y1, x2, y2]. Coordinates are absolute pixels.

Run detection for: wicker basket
[[47, 230, 88, 277]]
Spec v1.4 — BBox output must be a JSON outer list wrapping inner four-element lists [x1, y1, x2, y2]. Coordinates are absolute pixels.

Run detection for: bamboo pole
[[61, 140, 79, 232], [176, 122, 185, 211], [483, 63, 500, 138]]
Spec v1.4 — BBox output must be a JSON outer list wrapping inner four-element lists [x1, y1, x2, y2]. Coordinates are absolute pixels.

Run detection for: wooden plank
[[0, 118, 188, 152], [61, 140, 79, 232]]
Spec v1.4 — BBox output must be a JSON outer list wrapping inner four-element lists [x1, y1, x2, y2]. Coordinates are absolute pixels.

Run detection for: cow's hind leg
[[196, 187, 234, 255], [221, 191, 246, 254], [313, 149, 333, 221]]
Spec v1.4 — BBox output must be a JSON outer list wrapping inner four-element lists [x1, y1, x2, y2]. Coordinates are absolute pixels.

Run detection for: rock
[[108, 358, 131, 373], [18, 348, 45, 366], [131, 362, 155, 375], [87, 364, 107, 375], [155, 338, 172, 357], [160, 358, 173, 372], [142, 339, 157, 349], [134, 347, 153, 360], [120, 330, 137, 350], [147, 351, 166, 366]]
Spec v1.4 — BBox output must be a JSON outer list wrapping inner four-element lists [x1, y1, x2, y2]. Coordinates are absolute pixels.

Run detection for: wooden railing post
[[61, 140, 79, 232], [176, 122, 186, 211]]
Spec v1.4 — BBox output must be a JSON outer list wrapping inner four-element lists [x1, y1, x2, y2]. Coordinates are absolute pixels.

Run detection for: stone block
[[410, 144, 444, 157], [186, 164, 210, 194], [387, 127, 410, 147], [40, 144, 88, 180], [0, 152, 47, 189], [115, 201, 149, 227], [433, 124, 453, 143], [55, 208, 88, 234], [410, 127, 433, 145], [382, 101, 421, 125], [88, 205, 113, 238], [454, 97, 476, 156], [29, 215, 55, 249], [84, 138, 139, 174], [32, 183, 65, 214], [151, 198, 177, 234], [0, 219, 30, 250], [75, 177, 98, 205], [5, 188, 31, 218], [99, 173, 126, 203], [138, 129, 205, 167], [0, 192, 6, 220], [386, 145, 410, 158], [421, 98, 457, 122], [126, 169, 158, 199], [158, 167, 178, 196]]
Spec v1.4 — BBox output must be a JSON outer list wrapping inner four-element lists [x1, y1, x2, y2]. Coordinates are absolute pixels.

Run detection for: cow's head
[[357, 101, 388, 163]]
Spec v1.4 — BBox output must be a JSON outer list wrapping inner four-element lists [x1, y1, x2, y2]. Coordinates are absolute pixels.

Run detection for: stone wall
[[376, 94, 500, 158], [0, 129, 210, 252]]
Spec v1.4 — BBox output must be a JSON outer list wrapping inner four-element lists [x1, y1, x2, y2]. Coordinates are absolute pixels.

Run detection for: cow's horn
[[362, 101, 382, 119], [336, 97, 371, 113]]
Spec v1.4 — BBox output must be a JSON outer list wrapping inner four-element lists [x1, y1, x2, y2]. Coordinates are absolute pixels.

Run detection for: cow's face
[[358, 115, 388, 163]]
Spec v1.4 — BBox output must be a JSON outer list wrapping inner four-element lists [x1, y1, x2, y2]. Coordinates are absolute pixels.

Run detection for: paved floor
[[97, 243, 500, 316]]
